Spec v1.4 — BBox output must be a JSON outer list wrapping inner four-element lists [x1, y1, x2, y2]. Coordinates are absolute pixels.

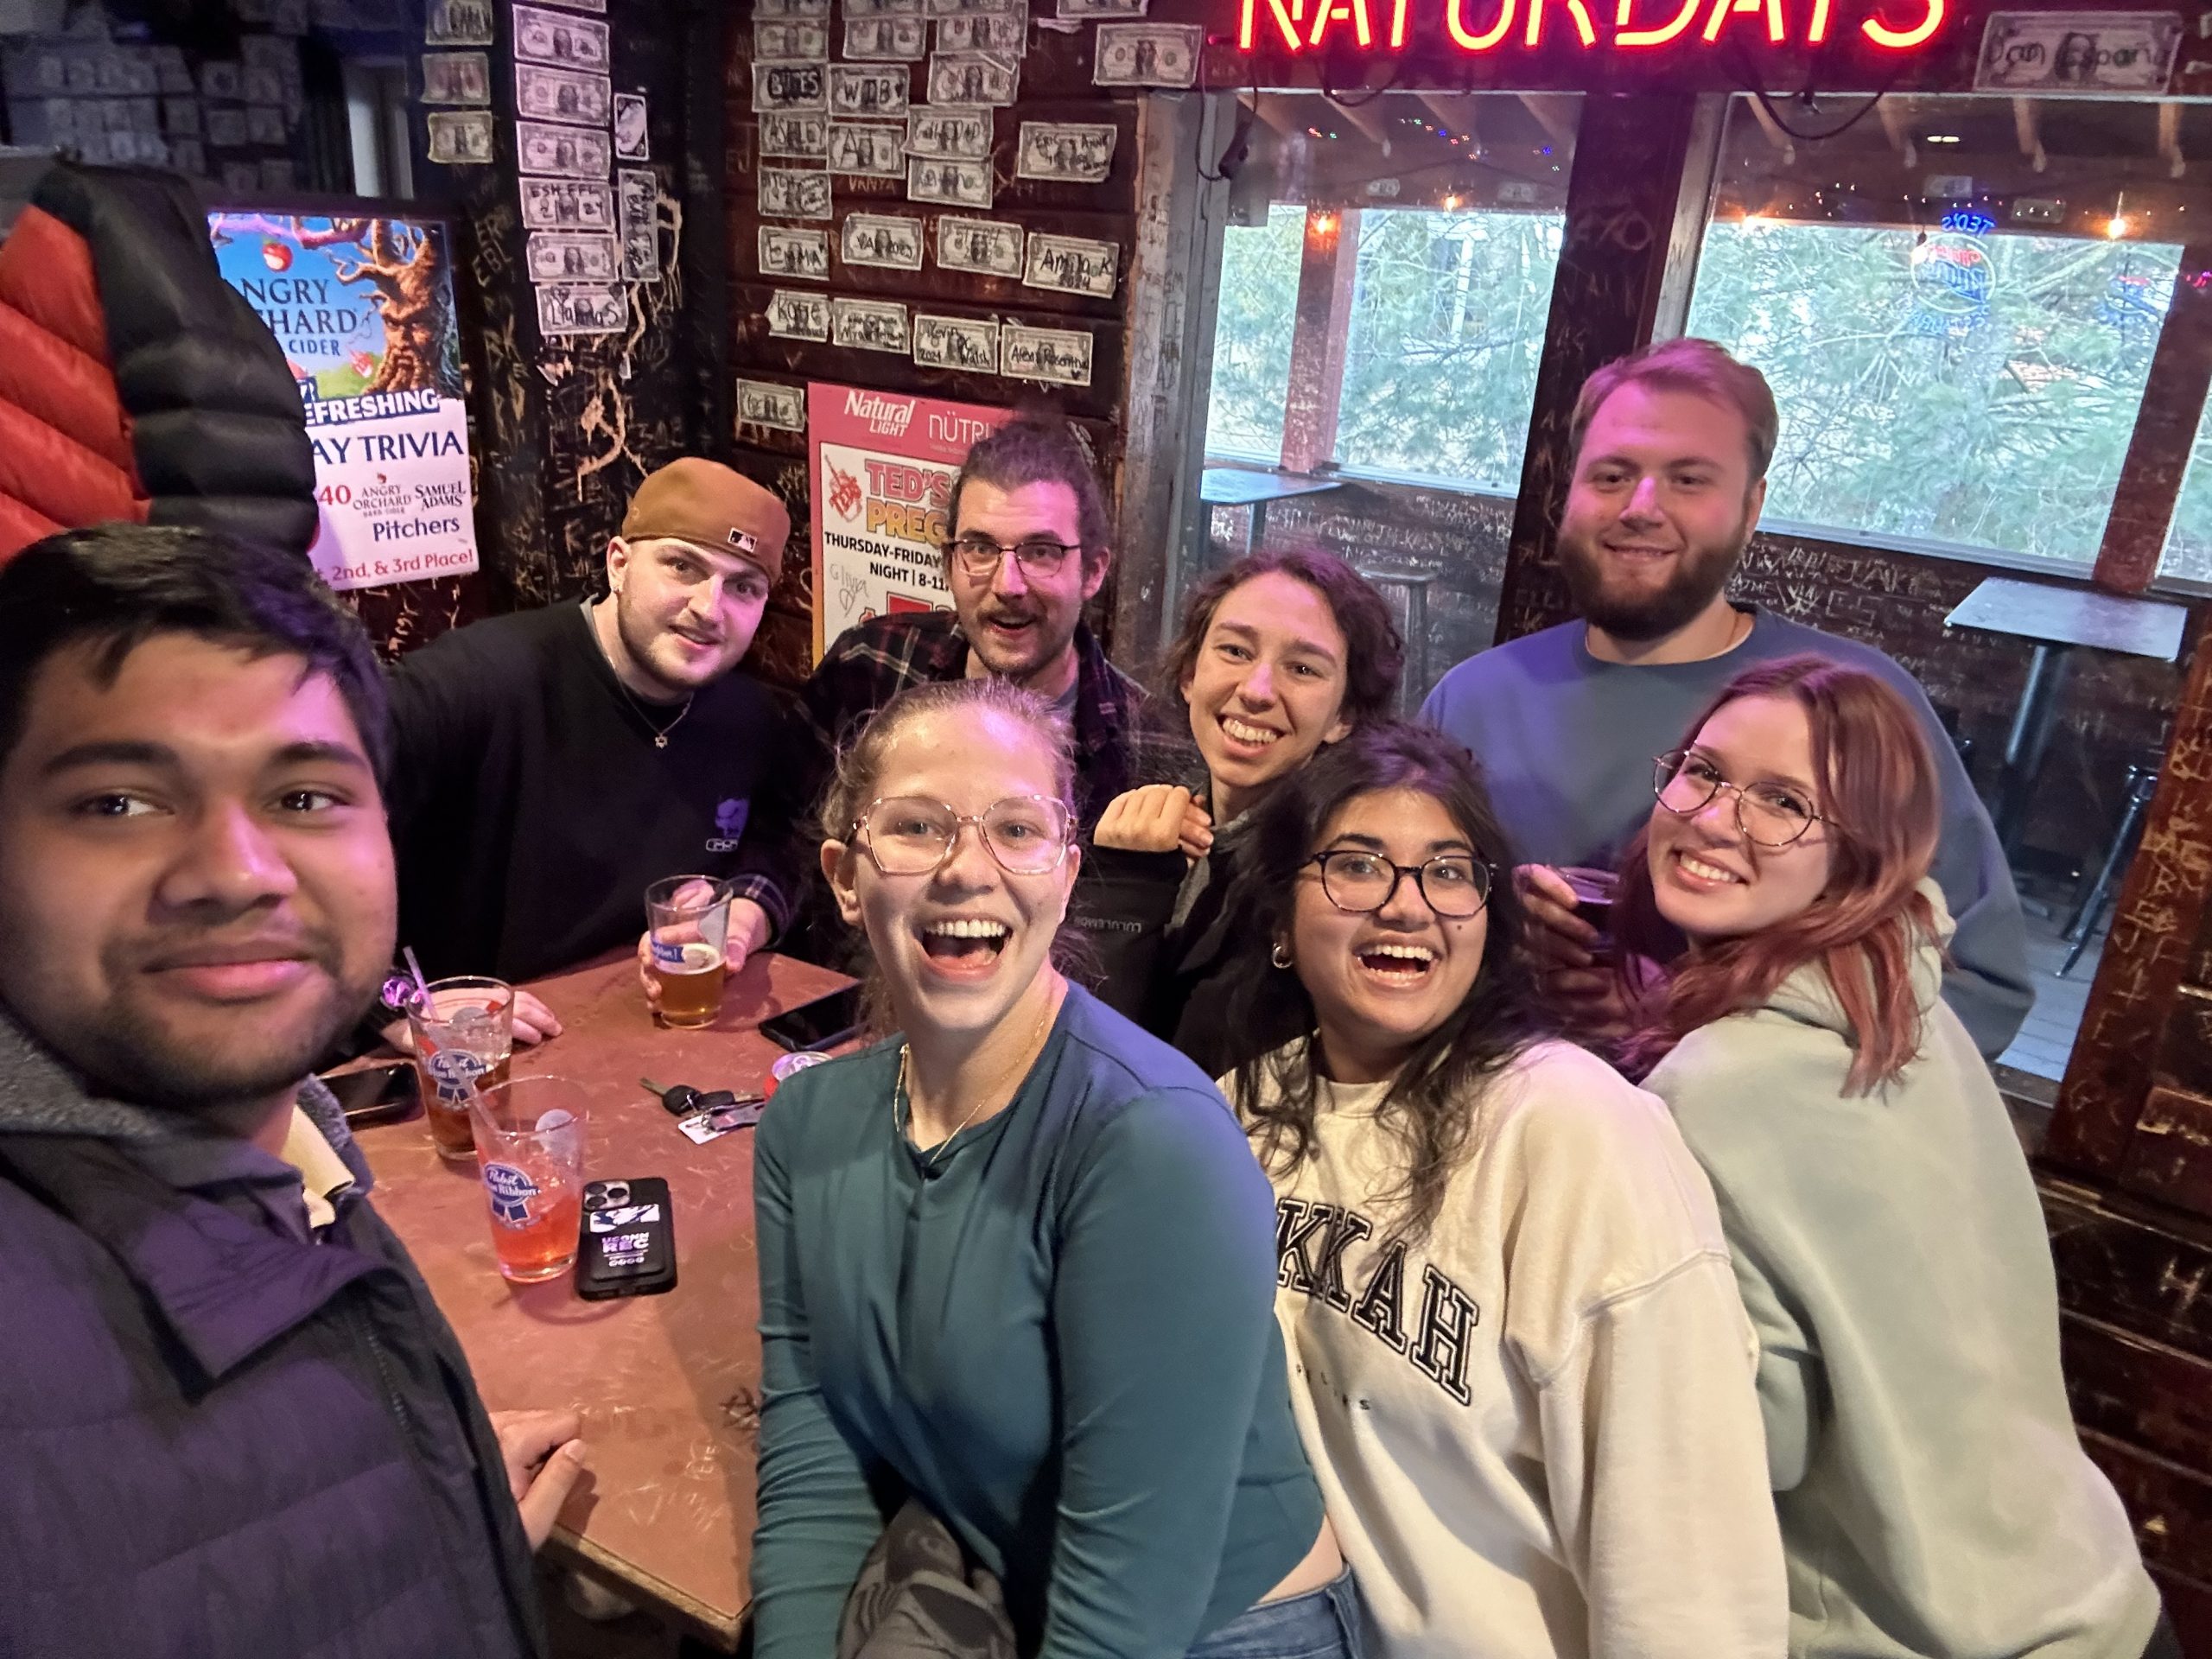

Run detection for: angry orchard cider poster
[[210, 213, 479, 592], [808, 383, 1012, 660]]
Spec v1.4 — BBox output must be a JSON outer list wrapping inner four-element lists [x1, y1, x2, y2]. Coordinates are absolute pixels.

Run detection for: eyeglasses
[[1652, 749, 1826, 848], [853, 794, 1074, 876], [1303, 850, 1493, 918], [938, 533, 1082, 582]]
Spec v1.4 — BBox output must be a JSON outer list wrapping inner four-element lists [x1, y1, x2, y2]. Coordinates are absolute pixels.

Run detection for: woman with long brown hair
[[1619, 654, 2167, 1659], [1087, 548, 1403, 1074], [1221, 721, 1784, 1659]]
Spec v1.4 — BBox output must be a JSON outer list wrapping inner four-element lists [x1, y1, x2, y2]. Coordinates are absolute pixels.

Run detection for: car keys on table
[[642, 1077, 766, 1144]]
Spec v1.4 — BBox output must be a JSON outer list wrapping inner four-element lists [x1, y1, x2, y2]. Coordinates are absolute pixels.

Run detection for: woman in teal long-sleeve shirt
[[751, 677, 1348, 1659]]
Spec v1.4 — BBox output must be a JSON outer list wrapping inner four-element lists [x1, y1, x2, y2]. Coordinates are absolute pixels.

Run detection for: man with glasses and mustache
[[1421, 339, 2031, 1056], [379, 458, 802, 1015], [0, 525, 586, 1657], [791, 415, 1195, 956]]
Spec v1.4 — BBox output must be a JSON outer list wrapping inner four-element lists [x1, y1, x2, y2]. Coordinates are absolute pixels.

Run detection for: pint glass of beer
[[468, 1077, 588, 1283], [645, 876, 733, 1029], [404, 976, 517, 1160]]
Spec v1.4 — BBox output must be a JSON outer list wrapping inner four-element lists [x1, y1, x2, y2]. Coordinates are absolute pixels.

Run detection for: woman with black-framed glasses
[[1218, 721, 1786, 1659], [751, 677, 1352, 1659]]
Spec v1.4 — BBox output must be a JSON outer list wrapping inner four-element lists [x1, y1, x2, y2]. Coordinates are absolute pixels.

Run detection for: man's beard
[[25, 933, 380, 1127], [614, 593, 718, 699], [968, 601, 1076, 683], [1558, 517, 1750, 644]]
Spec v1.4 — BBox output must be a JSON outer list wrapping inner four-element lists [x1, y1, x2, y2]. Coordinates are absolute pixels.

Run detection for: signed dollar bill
[[907, 156, 992, 208], [760, 111, 828, 157], [843, 16, 926, 58], [754, 0, 829, 16], [912, 313, 998, 373], [537, 282, 626, 336], [759, 225, 830, 281], [513, 4, 609, 71], [419, 51, 489, 105], [766, 288, 830, 341], [753, 19, 828, 60], [515, 61, 611, 125], [829, 65, 908, 116], [1090, 22, 1200, 86], [906, 107, 992, 160], [528, 230, 619, 283], [425, 110, 493, 164], [735, 378, 806, 432], [517, 118, 610, 178], [936, 13, 1024, 49], [618, 168, 658, 281], [826, 121, 905, 177], [520, 176, 615, 230], [1014, 120, 1116, 182], [935, 214, 1022, 276], [1001, 321, 1092, 386], [753, 61, 826, 111], [926, 50, 1019, 105], [832, 296, 910, 353], [1022, 232, 1119, 298], [760, 164, 834, 219], [840, 212, 925, 270]]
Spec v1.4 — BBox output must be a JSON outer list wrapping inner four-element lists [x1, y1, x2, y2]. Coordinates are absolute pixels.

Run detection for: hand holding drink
[[643, 876, 732, 1028]]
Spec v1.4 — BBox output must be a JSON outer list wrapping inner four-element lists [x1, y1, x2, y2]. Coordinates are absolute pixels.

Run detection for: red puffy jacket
[[0, 162, 315, 568]]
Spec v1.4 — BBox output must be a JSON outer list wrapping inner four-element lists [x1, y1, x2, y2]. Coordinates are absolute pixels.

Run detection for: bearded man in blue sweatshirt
[[1421, 339, 2031, 1056]]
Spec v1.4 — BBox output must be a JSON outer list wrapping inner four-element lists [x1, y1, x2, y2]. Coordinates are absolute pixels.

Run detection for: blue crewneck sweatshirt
[[749, 983, 1323, 1659], [1419, 607, 2031, 1057]]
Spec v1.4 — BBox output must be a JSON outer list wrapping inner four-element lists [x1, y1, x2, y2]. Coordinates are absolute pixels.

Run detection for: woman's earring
[[1270, 942, 1294, 970]]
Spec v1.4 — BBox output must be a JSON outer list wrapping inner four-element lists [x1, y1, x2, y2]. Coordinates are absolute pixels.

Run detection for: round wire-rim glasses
[[853, 793, 1075, 877], [1651, 748, 1827, 849], [1303, 850, 1494, 918], [938, 534, 1082, 582]]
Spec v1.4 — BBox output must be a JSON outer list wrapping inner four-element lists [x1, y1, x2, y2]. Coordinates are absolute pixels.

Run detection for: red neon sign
[[1237, 0, 1943, 52]]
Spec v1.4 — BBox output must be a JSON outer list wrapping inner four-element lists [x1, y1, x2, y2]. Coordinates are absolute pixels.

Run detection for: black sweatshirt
[[384, 601, 800, 986]]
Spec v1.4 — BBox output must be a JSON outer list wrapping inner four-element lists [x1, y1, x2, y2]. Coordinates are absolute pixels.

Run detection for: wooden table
[[353, 947, 855, 1651], [1944, 575, 2190, 851], [1200, 466, 1343, 556]]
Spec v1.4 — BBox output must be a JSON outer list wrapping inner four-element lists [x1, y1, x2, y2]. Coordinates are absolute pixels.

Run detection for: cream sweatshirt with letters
[[1229, 1039, 1787, 1659]]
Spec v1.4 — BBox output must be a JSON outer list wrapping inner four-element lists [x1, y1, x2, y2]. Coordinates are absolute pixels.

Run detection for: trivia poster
[[209, 213, 479, 592], [807, 383, 1012, 660]]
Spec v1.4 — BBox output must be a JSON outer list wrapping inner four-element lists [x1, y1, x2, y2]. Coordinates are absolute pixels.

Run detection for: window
[[1686, 95, 2205, 572], [1206, 205, 1304, 463], [1200, 92, 1580, 492], [1334, 208, 1565, 490]]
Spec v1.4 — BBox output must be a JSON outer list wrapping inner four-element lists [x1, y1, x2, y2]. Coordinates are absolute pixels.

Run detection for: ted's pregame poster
[[808, 384, 1012, 661], [209, 213, 478, 593]]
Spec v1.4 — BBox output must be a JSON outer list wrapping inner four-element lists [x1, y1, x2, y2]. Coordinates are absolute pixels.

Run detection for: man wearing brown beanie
[[379, 458, 801, 1005]]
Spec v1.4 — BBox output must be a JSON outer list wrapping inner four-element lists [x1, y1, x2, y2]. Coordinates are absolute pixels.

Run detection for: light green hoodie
[[1644, 885, 2158, 1659]]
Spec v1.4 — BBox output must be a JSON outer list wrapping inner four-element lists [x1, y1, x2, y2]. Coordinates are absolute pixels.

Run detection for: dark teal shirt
[[750, 985, 1323, 1659]]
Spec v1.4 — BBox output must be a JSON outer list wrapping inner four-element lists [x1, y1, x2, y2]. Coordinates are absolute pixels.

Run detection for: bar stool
[[2061, 760, 2160, 977]]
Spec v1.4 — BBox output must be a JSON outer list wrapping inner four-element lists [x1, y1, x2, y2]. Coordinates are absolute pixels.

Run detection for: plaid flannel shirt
[[797, 609, 1198, 836]]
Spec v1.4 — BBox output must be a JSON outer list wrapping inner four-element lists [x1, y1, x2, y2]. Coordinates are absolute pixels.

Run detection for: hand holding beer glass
[[643, 876, 732, 1028]]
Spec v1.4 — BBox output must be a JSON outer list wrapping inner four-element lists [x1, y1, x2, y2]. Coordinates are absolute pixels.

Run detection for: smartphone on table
[[321, 1060, 422, 1128], [575, 1178, 677, 1300], [759, 984, 863, 1052]]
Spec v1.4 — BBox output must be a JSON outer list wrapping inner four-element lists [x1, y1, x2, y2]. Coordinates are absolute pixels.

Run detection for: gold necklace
[[588, 597, 695, 749], [898, 994, 1056, 1169]]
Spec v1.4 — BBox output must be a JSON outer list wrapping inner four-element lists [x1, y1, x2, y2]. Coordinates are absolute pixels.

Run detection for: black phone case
[[575, 1177, 677, 1300], [760, 986, 864, 1052]]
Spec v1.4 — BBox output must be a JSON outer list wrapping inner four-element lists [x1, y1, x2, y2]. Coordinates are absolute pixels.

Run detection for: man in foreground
[[0, 525, 584, 1656], [1421, 339, 2031, 1056], [385, 456, 802, 996]]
